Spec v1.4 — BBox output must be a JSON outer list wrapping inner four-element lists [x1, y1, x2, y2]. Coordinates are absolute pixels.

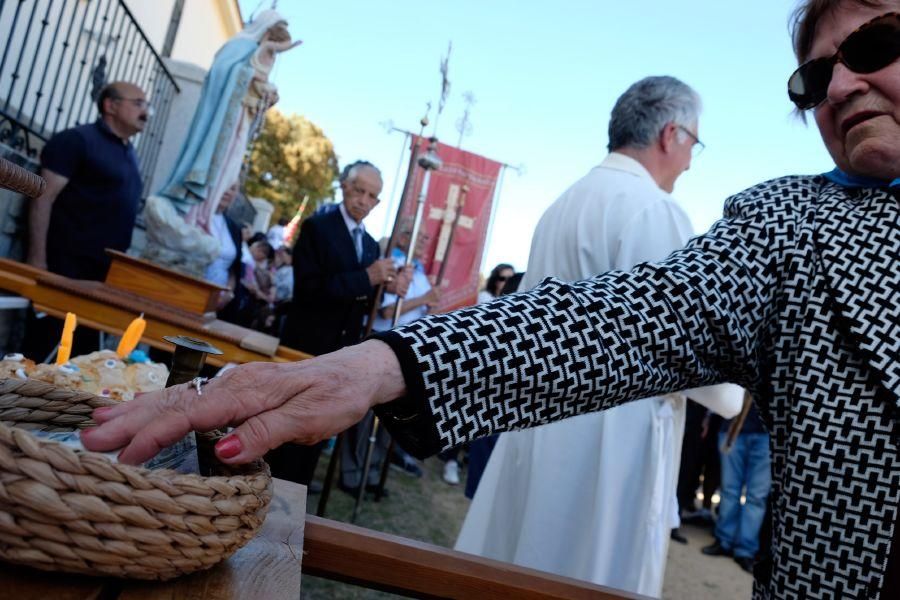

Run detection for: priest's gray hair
[[607, 76, 701, 151], [340, 160, 382, 185]]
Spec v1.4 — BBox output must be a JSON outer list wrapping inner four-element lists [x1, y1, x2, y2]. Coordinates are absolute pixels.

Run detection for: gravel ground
[[663, 523, 754, 599]]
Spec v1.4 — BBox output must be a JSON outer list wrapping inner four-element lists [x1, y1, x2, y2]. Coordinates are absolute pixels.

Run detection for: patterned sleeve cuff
[[370, 330, 443, 459]]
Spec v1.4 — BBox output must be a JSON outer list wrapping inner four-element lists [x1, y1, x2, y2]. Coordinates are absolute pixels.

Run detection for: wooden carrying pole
[[304, 515, 645, 599], [0, 158, 45, 199]]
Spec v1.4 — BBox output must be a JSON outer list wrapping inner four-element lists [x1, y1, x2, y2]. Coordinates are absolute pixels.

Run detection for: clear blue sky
[[238, 0, 833, 272]]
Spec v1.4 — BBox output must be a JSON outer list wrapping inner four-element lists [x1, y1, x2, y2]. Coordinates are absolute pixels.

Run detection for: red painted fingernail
[[215, 435, 242, 459], [93, 407, 113, 417]]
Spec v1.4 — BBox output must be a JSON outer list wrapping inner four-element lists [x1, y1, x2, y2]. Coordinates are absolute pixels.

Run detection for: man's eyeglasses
[[788, 12, 900, 110], [113, 96, 153, 115], [677, 125, 705, 158]]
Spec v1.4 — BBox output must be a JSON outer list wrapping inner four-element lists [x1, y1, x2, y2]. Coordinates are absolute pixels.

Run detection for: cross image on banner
[[401, 136, 501, 312]]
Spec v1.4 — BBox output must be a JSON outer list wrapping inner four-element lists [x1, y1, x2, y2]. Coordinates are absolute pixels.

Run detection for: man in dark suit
[[275, 160, 408, 487]]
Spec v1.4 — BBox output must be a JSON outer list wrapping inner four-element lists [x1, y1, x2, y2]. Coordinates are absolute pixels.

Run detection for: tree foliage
[[245, 109, 339, 221]]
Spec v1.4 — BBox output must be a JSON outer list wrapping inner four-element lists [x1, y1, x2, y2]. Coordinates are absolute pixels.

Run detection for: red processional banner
[[398, 136, 502, 312]]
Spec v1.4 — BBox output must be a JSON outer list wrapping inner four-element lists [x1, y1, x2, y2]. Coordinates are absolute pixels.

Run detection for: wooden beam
[[303, 516, 648, 600], [0, 260, 309, 366]]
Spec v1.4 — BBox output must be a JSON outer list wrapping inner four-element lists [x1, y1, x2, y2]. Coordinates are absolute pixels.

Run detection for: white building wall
[[121, 0, 176, 50], [124, 0, 241, 70]]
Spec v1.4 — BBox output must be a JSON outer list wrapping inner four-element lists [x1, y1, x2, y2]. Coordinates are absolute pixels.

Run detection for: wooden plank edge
[[303, 516, 648, 600]]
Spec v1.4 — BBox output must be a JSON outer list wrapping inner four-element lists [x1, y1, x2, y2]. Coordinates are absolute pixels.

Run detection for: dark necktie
[[352, 226, 363, 262]]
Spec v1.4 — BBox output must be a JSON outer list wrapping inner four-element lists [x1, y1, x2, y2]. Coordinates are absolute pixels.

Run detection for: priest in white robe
[[455, 76, 742, 598]]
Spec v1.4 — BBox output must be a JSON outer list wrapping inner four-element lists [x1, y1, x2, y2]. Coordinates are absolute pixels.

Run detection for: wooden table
[[0, 478, 307, 599]]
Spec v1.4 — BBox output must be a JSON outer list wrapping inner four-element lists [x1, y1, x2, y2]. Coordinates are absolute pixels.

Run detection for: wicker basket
[[0, 377, 272, 580]]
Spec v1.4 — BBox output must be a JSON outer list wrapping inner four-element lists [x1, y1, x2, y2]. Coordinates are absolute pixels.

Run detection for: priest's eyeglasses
[[678, 125, 705, 158]]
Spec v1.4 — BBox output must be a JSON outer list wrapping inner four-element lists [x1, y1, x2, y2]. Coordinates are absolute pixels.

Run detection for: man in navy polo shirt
[[24, 81, 147, 359], [26, 81, 147, 280]]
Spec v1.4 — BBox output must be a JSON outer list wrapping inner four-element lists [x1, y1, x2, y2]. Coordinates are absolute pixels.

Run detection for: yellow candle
[[116, 313, 146, 358], [56, 312, 77, 365]]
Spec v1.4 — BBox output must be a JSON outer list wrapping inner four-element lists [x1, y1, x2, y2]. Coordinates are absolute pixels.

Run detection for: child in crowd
[[244, 238, 275, 332], [270, 246, 294, 336]]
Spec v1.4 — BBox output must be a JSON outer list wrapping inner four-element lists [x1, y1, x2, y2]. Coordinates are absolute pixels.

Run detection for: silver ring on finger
[[192, 376, 209, 396]]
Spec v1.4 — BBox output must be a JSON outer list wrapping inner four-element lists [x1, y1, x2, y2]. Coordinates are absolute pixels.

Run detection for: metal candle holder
[[162, 336, 224, 476], [163, 335, 223, 386]]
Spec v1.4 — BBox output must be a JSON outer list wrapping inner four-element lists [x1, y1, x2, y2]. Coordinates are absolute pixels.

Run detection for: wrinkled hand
[[386, 265, 413, 297], [80, 340, 407, 466], [366, 258, 396, 286]]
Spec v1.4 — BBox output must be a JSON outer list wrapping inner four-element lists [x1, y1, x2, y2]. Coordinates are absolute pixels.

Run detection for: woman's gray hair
[[607, 76, 702, 151]]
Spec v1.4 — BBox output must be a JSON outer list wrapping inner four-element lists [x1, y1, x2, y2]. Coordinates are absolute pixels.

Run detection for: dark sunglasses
[[788, 12, 900, 110]]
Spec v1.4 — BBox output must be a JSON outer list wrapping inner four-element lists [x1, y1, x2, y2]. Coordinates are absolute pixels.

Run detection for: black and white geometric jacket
[[374, 175, 899, 599]]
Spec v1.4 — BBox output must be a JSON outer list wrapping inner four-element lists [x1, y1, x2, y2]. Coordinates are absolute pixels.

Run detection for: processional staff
[[350, 139, 443, 522], [315, 127, 440, 519]]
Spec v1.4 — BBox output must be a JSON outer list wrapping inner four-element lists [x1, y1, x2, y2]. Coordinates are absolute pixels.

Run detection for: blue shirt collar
[[823, 167, 900, 189], [94, 118, 131, 146]]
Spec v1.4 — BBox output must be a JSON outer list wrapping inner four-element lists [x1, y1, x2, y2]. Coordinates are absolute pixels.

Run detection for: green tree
[[245, 109, 339, 221]]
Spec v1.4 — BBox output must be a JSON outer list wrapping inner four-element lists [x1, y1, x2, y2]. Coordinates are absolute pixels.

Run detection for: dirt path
[[662, 523, 754, 599]]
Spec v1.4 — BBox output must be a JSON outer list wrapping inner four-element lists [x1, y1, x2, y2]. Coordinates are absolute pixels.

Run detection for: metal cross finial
[[431, 44, 452, 137], [455, 91, 476, 148]]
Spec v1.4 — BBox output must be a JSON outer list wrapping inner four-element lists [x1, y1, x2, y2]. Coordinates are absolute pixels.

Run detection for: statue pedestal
[[106, 250, 226, 319], [141, 195, 219, 279]]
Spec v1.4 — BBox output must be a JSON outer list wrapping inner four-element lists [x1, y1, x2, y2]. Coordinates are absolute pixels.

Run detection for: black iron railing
[[0, 0, 179, 194]]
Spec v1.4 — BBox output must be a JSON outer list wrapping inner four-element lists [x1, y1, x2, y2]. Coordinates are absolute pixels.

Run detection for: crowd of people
[[20, 0, 900, 597], [202, 181, 294, 335]]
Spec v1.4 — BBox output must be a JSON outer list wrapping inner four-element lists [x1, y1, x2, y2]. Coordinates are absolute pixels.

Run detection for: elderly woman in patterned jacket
[[85, 1, 899, 597]]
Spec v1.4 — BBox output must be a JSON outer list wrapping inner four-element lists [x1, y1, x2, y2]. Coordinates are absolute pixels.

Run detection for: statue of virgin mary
[[143, 9, 299, 276]]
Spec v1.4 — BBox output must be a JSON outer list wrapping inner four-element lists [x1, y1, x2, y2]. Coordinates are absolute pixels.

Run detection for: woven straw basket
[[0, 377, 272, 580]]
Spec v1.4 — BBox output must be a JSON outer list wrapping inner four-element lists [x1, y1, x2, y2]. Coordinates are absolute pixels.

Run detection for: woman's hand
[[81, 340, 407, 465]]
